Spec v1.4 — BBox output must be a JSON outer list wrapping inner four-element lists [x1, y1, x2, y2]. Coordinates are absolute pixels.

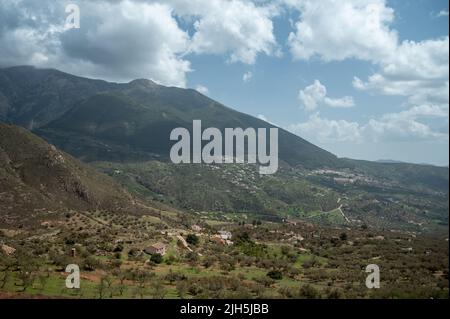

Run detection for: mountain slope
[[0, 66, 341, 169], [0, 123, 161, 227], [0, 66, 117, 129], [341, 158, 449, 192]]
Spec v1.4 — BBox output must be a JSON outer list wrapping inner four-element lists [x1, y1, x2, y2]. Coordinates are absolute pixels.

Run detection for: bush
[[186, 234, 199, 246], [267, 270, 283, 280], [113, 244, 124, 252], [165, 255, 177, 265], [150, 253, 163, 264], [165, 270, 187, 284], [299, 284, 320, 299], [82, 256, 101, 271]]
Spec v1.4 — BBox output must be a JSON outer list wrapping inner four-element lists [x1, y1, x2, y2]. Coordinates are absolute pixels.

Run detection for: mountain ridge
[[0, 65, 342, 169]]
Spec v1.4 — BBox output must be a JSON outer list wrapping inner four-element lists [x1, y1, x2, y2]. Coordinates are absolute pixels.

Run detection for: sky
[[0, 0, 448, 166]]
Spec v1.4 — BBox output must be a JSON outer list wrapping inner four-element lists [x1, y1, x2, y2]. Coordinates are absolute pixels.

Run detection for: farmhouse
[[144, 243, 167, 256], [218, 230, 232, 240], [211, 236, 233, 246]]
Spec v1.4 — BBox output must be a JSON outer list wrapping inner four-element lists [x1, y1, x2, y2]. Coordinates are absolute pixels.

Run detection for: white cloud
[[364, 117, 447, 142], [286, 0, 398, 63], [323, 96, 356, 109], [180, 0, 280, 64], [289, 104, 449, 144], [195, 85, 209, 95], [298, 80, 326, 111], [364, 104, 449, 142], [353, 37, 449, 106], [243, 71, 253, 83], [288, 113, 363, 143], [298, 80, 355, 111], [437, 10, 449, 18], [286, 0, 449, 108], [285, 0, 449, 145]]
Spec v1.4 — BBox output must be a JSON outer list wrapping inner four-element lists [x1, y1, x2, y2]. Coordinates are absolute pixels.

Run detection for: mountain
[[0, 123, 166, 228], [376, 159, 406, 164], [0, 66, 448, 231], [0, 66, 117, 129], [0, 66, 341, 169]]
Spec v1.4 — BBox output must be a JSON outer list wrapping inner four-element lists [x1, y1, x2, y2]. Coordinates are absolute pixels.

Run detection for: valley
[[0, 66, 448, 299], [1, 203, 448, 299]]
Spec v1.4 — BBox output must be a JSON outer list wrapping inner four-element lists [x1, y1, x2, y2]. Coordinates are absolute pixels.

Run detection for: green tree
[[186, 234, 200, 246], [150, 253, 163, 264], [267, 270, 283, 280]]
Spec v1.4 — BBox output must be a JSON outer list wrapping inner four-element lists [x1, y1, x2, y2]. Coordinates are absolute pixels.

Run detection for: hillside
[[0, 66, 116, 129], [0, 123, 166, 228], [0, 66, 448, 231]]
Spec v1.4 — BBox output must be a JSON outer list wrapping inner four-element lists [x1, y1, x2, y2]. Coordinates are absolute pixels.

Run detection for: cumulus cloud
[[180, 0, 280, 64], [286, 1, 448, 106], [286, 0, 449, 145], [288, 113, 363, 143], [0, 1, 62, 66], [286, 0, 398, 63], [63, 1, 193, 87], [364, 115, 447, 142], [353, 37, 449, 106], [362, 104, 448, 142], [289, 104, 449, 144], [298, 80, 355, 111], [287, 0, 449, 106]]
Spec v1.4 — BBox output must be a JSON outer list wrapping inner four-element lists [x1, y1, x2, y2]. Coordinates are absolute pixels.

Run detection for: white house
[[144, 242, 167, 256], [218, 230, 232, 240]]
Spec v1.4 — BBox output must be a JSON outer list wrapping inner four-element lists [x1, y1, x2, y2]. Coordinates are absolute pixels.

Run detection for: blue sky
[[185, 0, 449, 166], [0, 0, 448, 165]]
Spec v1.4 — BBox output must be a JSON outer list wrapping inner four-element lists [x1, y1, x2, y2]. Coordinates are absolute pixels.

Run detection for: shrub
[[186, 234, 199, 246], [113, 244, 124, 252], [299, 284, 320, 299], [267, 270, 283, 280], [150, 253, 163, 264]]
